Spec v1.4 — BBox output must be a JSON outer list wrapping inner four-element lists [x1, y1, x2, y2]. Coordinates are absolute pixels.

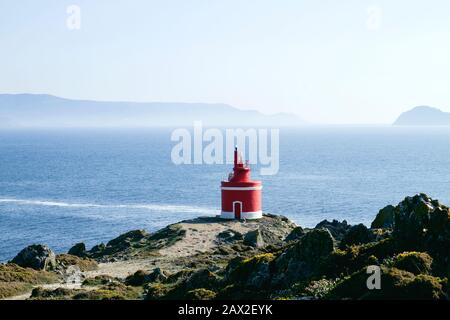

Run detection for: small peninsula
[[1, 193, 449, 300]]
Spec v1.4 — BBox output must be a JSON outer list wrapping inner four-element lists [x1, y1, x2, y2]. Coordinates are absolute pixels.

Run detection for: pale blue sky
[[1, 0, 450, 124]]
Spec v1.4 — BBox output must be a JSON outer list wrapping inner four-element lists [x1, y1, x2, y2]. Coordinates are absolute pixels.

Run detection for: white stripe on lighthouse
[[221, 186, 262, 191], [220, 211, 263, 220]]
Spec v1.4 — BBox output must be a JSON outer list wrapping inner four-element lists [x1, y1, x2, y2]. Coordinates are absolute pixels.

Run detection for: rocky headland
[[1, 193, 449, 300]]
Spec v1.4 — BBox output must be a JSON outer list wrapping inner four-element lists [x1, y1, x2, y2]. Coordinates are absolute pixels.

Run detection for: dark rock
[[68, 243, 86, 257], [147, 268, 169, 283], [340, 224, 374, 248], [126, 268, 169, 287], [315, 219, 350, 241], [125, 270, 150, 286], [11, 244, 56, 271], [107, 230, 148, 248], [217, 230, 243, 243], [393, 194, 450, 260], [285, 226, 305, 242], [243, 229, 265, 248], [371, 205, 395, 229], [394, 194, 434, 248], [90, 243, 106, 254], [272, 229, 335, 287], [226, 253, 275, 289], [187, 269, 220, 290]]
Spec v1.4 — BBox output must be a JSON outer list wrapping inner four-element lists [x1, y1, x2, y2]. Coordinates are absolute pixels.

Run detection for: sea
[[1, 126, 450, 261]]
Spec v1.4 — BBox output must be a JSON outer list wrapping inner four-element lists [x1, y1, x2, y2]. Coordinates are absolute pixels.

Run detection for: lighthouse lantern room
[[221, 147, 262, 220]]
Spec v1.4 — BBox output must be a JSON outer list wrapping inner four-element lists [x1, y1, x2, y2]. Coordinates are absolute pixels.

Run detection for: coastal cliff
[[1, 194, 449, 300]]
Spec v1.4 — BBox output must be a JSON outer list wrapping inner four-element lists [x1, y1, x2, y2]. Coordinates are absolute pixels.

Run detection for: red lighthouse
[[221, 147, 262, 220]]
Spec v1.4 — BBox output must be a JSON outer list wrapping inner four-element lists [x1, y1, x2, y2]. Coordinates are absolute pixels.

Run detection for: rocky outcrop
[[243, 229, 265, 248], [86, 226, 186, 261], [371, 205, 395, 229], [141, 194, 449, 300], [11, 245, 56, 271], [315, 219, 350, 241], [216, 230, 243, 243], [126, 268, 169, 286], [285, 226, 305, 242], [271, 229, 335, 287], [393, 194, 450, 248], [340, 224, 374, 248], [55, 254, 98, 272], [68, 243, 87, 257], [3, 194, 449, 300]]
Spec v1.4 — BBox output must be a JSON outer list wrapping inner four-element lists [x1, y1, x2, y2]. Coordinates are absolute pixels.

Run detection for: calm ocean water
[[1, 127, 450, 261]]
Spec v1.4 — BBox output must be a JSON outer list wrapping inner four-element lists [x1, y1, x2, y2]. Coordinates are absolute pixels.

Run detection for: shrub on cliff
[[321, 238, 397, 278], [0, 263, 59, 299], [185, 288, 217, 300], [392, 252, 433, 275], [31, 282, 143, 300], [327, 266, 447, 300], [56, 254, 98, 271], [126, 268, 169, 286], [226, 253, 275, 289], [82, 275, 116, 286], [74, 282, 143, 300]]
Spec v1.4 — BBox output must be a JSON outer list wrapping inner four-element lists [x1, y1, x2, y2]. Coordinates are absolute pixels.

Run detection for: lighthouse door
[[233, 201, 242, 220]]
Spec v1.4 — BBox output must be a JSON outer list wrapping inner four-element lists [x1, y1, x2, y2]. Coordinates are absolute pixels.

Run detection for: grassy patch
[[0, 263, 59, 299], [56, 254, 98, 271]]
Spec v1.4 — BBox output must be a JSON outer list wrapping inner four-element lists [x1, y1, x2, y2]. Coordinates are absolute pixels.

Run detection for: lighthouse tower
[[221, 147, 262, 220]]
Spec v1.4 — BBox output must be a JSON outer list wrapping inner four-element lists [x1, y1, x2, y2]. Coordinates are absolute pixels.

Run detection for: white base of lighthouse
[[220, 211, 263, 220]]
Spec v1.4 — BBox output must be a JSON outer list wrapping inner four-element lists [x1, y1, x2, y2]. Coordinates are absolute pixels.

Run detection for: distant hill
[[393, 106, 450, 126], [0, 94, 304, 128]]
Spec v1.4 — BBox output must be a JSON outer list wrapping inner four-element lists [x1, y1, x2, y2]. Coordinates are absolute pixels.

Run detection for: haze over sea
[[1, 126, 450, 261]]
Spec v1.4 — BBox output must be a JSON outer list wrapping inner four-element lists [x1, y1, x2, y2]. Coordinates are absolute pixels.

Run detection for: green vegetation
[[30, 282, 143, 300], [82, 275, 117, 286], [56, 254, 98, 271], [392, 252, 433, 275], [0, 263, 59, 299]]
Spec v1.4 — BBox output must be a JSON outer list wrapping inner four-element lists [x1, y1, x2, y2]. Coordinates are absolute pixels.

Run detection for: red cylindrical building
[[221, 147, 262, 220]]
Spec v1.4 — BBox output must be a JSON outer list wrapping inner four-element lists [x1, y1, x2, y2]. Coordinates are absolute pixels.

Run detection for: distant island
[[394, 106, 450, 126], [0, 94, 304, 128]]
